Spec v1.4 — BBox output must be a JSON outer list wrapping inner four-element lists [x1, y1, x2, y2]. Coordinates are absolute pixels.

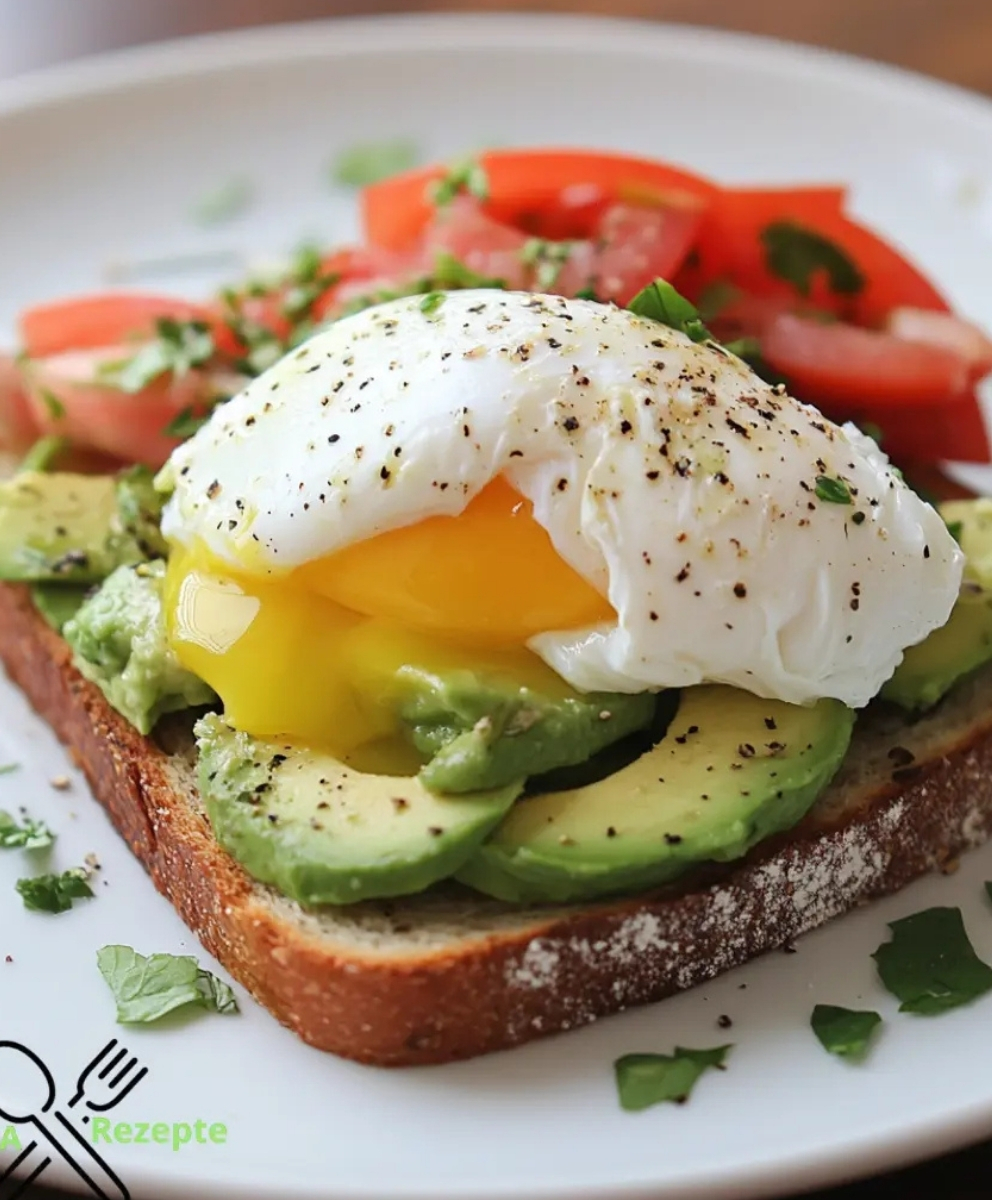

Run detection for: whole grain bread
[[3, 579, 992, 1067]]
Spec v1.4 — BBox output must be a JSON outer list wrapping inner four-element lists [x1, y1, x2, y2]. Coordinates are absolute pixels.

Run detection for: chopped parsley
[[761, 220, 866, 299], [0, 809, 54, 851], [419, 291, 446, 315], [873, 907, 992, 1014], [331, 139, 420, 188], [39, 389, 66, 420], [814, 475, 853, 505], [97, 945, 239, 1024], [986, 881, 992, 904], [428, 158, 490, 206], [627, 280, 711, 344], [101, 318, 215, 393], [19, 436, 70, 474], [192, 177, 254, 226], [0, 763, 19, 776], [696, 279, 742, 322], [614, 1045, 732, 1111], [16, 868, 92, 913], [521, 238, 575, 291], [574, 286, 602, 302], [810, 1005, 882, 1061], [164, 408, 210, 440], [946, 519, 964, 545]]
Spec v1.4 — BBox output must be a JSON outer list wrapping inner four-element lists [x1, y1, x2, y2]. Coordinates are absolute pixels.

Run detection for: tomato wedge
[[21, 348, 216, 468], [19, 294, 213, 359], [0, 354, 40, 453], [886, 307, 992, 378], [362, 149, 718, 251], [760, 314, 990, 462]]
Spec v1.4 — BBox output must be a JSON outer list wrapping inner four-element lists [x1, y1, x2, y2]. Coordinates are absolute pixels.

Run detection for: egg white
[[161, 290, 963, 708]]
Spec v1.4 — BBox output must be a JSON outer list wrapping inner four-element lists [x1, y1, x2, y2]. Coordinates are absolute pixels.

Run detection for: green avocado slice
[[195, 714, 523, 906], [0, 468, 166, 585], [455, 685, 854, 904], [883, 499, 992, 712]]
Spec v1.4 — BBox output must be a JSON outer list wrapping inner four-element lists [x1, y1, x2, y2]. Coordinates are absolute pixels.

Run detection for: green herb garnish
[[0, 810, 53, 851], [946, 520, 964, 545], [696, 279, 741, 322], [614, 1045, 731, 1111], [627, 280, 711, 344], [419, 291, 446, 315], [102, 318, 215, 393], [19, 436, 70, 474], [761, 220, 866, 299], [40, 389, 66, 420], [985, 881, 992, 904], [574, 286, 602, 302], [873, 907, 992, 1014], [332, 139, 420, 188], [429, 158, 490, 206], [16, 868, 92, 913], [164, 408, 209, 440], [810, 1005, 882, 1061], [814, 475, 853, 505], [97, 945, 239, 1024], [0, 764, 19, 776], [521, 238, 575, 291], [192, 177, 253, 226]]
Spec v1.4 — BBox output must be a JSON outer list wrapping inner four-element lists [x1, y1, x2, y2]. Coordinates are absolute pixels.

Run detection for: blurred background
[[1, 0, 992, 95]]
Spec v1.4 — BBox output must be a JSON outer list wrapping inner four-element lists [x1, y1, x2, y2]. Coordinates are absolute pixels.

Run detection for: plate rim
[[3, 12, 992, 1200]]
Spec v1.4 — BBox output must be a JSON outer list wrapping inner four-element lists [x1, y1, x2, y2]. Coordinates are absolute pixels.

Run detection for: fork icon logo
[[0, 1038, 146, 1200]]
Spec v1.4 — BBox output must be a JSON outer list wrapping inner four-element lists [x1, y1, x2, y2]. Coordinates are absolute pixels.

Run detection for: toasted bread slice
[[3, 580, 992, 1067]]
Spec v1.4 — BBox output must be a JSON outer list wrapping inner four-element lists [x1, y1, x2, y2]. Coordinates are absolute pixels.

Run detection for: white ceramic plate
[[3, 15, 992, 1200]]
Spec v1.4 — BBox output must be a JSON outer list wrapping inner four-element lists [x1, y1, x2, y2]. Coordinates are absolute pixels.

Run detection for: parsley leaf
[[0, 764, 19, 776], [332, 139, 420, 188], [575, 286, 602, 302], [761, 220, 866, 299], [16, 868, 92, 913], [40, 389, 66, 420], [0, 809, 54, 851], [946, 519, 965, 545], [428, 159, 490, 206], [873, 907, 992, 1014], [614, 1045, 732, 1111], [102, 318, 215, 393], [419, 291, 446, 315], [815, 475, 853, 505], [19, 436, 70, 474], [810, 1005, 882, 1061], [192, 177, 253, 226], [164, 408, 209, 440], [97, 945, 239, 1024], [696, 279, 742, 322], [627, 280, 712, 343], [521, 238, 576, 291]]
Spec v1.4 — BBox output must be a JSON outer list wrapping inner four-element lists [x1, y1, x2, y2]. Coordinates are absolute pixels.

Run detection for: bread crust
[[3, 580, 992, 1067]]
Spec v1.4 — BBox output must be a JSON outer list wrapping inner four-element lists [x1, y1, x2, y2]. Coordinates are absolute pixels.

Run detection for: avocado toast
[[2, 284, 992, 1065]]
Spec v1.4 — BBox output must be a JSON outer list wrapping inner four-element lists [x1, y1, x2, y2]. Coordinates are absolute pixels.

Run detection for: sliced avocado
[[455, 685, 854, 904], [64, 561, 215, 734], [0, 470, 164, 585], [941, 498, 992, 589], [30, 584, 90, 633], [397, 665, 657, 794], [883, 499, 992, 711], [195, 714, 522, 906]]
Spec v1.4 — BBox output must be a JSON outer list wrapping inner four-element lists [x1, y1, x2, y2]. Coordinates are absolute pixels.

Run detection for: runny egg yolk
[[165, 478, 613, 765]]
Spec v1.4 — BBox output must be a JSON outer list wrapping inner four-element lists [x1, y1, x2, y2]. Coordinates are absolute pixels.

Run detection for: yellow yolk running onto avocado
[[164, 479, 611, 764]]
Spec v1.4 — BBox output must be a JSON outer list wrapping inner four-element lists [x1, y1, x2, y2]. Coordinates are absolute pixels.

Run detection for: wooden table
[[5, 0, 992, 1196]]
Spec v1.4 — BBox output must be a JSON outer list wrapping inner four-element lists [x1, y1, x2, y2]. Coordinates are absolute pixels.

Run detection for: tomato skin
[[0, 354, 41, 453], [19, 294, 213, 359], [887, 307, 992, 378], [21, 347, 213, 468], [762, 315, 971, 408], [362, 149, 718, 250]]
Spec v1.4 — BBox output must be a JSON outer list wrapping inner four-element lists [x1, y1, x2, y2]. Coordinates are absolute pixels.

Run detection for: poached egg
[[160, 290, 962, 759]]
